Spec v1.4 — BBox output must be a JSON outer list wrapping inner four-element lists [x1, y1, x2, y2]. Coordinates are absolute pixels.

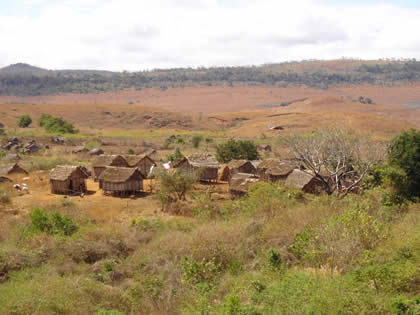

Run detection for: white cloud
[[0, 0, 419, 70]]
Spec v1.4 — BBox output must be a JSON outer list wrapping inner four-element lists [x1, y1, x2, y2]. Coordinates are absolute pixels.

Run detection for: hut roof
[[256, 158, 283, 170], [49, 165, 89, 181], [227, 160, 251, 169], [173, 154, 220, 169], [230, 173, 259, 193], [0, 176, 12, 183], [0, 163, 28, 176], [265, 163, 295, 176], [92, 155, 126, 167], [123, 154, 156, 167], [285, 169, 315, 189], [98, 167, 144, 183], [250, 160, 263, 168]]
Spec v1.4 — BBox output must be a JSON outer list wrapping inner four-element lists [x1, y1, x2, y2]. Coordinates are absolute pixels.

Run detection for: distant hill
[[0, 63, 51, 76], [1, 59, 420, 96]]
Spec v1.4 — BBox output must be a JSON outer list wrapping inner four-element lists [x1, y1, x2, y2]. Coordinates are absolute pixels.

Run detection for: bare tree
[[286, 129, 384, 196]]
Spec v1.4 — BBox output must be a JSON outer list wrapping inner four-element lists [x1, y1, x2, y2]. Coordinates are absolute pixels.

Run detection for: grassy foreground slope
[[0, 180, 419, 314]]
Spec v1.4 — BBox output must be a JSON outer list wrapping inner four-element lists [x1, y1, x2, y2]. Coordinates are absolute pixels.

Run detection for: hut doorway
[[69, 180, 73, 192]]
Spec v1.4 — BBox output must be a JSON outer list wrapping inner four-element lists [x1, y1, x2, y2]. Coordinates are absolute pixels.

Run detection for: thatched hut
[[92, 155, 128, 181], [285, 169, 323, 194], [0, 163, 28, 176], [123, 154, 157, 178], [256, 159, 294, 181], [219, 160, 256, 182], [49, 165, 89, 195], [98, 167, 144, 195], [173, 155, 219, 182], [229, 173, 260, 198]]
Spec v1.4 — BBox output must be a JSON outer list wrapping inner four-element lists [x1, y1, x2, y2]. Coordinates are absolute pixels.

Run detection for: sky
[[0, 0, 420, 71]]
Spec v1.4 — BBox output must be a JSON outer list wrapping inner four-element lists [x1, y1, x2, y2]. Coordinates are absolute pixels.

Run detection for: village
[[0, 139, 322, 204]]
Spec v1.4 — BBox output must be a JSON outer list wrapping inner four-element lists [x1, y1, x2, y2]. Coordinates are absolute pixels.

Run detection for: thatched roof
[[50, 165, 89, 181], [265, 163, 295, 176], [229, 173, 259, 193], [173, 154, 220, 169], [256, 158, 283, 170], [123, 154, 156, 167], [92, 155, 127, 168], [0, 176, 12, 183], [285, 169, 315, 189], [227, 160, 251, 169], [98, 167, 144, 183], [250, 160, 262, 168], [0, 163, 28, 176]]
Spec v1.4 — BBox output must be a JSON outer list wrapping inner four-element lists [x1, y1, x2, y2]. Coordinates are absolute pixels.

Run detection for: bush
[[38, 113, 78, 134], [0, 128, 5, 136], [389, 129, 420, 199], [29, 208, 78, 236], [167, 148, 183, 163], [191, 135, 203, 148], [155, 169, 198, 208], [215, 139, 259, 163], [17, 115, 32, 128]]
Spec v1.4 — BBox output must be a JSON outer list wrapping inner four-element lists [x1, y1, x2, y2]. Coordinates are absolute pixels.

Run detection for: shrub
[[17, 115, 32, 128], [155, 169, 198, 209], [127, 148, 135, 154], [167, 148, 183, 163], [29, 208, 78, 236], [38, 113, 78, 134], [0, 128, 5, 136], [215, 139, 259, 163], [191, 135, 203, 148], [388, 129, 420, 199]]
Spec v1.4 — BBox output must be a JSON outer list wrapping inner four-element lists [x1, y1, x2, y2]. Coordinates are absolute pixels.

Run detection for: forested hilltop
[[1, 59, 420, 96]]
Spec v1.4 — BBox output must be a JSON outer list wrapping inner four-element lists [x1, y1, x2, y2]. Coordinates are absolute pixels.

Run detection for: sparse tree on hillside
[[286, 129, 384, 196]]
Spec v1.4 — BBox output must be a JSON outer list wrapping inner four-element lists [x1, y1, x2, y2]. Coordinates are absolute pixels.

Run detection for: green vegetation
[[191, 135, 203, 148], [0, 130, 418, 314], [216, 139, 259, 163], [39, 113, 78, 134], [388, 129, 420, 199], [167, 147, 184, 163], [3, 59, 420, 96], [17, 114, 32, 128], [29, 208, 78, 236], [155, 169, 198, 211], [0, 128, 5, 136]]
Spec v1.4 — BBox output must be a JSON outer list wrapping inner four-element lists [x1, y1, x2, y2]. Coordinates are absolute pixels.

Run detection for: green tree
[[215, 139, 259, 163], [38, 113, 78, 134], [17, 115, 32, 128], [155, 169, 198, 209], [191, 135, 203, 148], [388, 129, 420, 199], [167, 148, 184, 163]]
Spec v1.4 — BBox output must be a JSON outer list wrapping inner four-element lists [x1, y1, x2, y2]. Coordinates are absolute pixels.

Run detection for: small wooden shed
[[229, 173, 260, 198], [285, 169, 323, 194], [92, 155, 128, 181], [49, 165, 89, 195], [0, 163, 28, 176], [220, 160, 256, 182], [98, 167, 144, 195], [123, 154, 157, 178], [173, 155, 219, 182], [256, 159, 294, 181]]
